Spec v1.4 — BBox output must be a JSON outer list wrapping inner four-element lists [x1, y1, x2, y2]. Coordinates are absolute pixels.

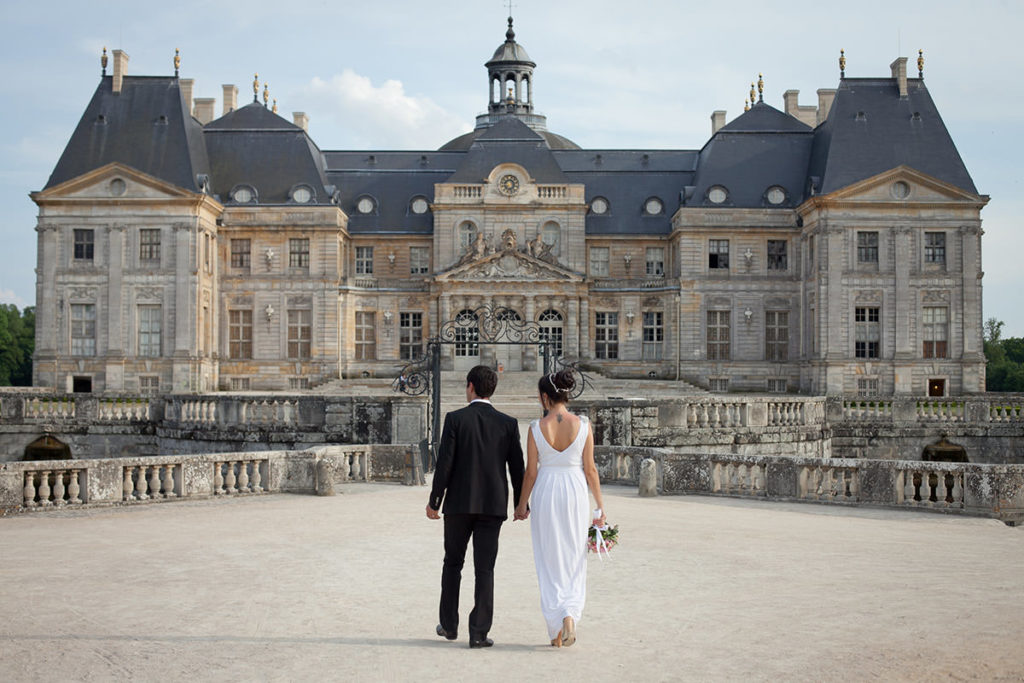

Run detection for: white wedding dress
[[529, 415, 591, 640]]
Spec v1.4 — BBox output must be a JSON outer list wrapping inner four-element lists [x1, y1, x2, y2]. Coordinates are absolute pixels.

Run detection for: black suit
[[429, 401, 524, 640]]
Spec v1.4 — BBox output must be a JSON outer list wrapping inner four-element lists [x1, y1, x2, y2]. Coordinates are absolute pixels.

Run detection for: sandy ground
[[1, 483, 1023, 682]]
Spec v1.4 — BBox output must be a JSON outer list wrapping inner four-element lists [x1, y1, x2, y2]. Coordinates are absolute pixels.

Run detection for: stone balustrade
[[537, 185, 568, 199], [594, 447, 1024, 524], [98, 398, 151, 421], [0, 444, 417, 514], [24, 397, 76, 420]]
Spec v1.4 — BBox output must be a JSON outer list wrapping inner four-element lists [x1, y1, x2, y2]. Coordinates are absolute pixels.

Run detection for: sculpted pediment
[[439, 246, 582, 283], [32, 162, 201, 201], [824, 166, 984, 204]]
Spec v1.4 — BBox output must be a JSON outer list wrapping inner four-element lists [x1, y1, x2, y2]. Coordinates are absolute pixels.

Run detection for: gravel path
[[1, 482, 1022, 682]]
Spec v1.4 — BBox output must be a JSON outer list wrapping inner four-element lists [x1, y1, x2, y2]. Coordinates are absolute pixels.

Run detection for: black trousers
[[439, 513, 503, 639]]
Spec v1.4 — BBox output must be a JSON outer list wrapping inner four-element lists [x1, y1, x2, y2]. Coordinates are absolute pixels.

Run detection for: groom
[[425, 364, 525, 648]]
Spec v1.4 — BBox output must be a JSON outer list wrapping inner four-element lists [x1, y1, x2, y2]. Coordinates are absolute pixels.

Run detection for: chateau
[[30, 20, 987, 396]]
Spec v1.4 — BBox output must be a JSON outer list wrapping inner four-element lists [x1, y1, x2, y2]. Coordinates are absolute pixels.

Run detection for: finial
[[263, 83, 269, 107], [253, 73, 259, 102], [917, 49, 924, 78], [101, 46, 108, 76], [272, 98, 278, 114], [174, 48, 180, 77], [757, 73, 764, 102], [506, 15, 515, 41], [839, 49, 846, 78], [750, 82, 756, 106], [744, 98, 750, 112]]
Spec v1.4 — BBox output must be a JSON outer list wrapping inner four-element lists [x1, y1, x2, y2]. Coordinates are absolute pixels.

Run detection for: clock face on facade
[[498, 174, 520, 196]]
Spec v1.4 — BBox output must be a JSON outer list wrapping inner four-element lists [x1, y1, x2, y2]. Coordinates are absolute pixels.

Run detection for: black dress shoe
[[469, 636, 494, 649], [436, 624, 457, 641]]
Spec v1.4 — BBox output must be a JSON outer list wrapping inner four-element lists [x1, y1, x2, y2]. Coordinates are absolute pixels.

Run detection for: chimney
[[783, 90, 800, 117], [194, 97, 216, 125], [816, 88, 836, 125], [293, 112, 309, 132], [710, 110, 726, 135], [222, 84, 238, 115], [111, 49, 129, 94], [892, 56, 909, 97], [180, 79, 195, 117]]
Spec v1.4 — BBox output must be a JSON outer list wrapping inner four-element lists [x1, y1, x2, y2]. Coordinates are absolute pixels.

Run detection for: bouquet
[[588, 518, 618, 558]]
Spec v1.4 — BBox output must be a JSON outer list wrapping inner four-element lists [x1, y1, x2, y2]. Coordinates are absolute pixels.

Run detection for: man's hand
[[513, 504, 530, 521], [425, 503, 440, 520]]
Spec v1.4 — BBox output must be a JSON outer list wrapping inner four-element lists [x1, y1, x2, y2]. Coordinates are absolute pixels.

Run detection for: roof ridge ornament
[[263, 83, 269, 107], [174, 48, 180, 78], [840, 48, 846, 78], [253, 73, 259, 102], [272, 98, 278, 114], [101, 46, 107, 76], [744, 98, 750, 112], [506, 15, 515, 41], [918, 49, 924, 78], [758, 73, 764, 102], [749, 82, 756, 107]]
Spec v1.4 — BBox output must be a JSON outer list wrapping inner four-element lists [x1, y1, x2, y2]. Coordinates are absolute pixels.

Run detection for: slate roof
[[688, 101, 814, 209], [203, 102, 331, 205], [45, 76, 209, 192], [808, 78, 977, 195], [446, 117, 570, 184]]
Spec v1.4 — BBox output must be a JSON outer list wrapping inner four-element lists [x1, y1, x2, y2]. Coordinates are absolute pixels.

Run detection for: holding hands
[[513, 503, 530, 521]]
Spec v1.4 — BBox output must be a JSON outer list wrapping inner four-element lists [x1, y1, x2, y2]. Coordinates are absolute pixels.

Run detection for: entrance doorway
[[452, 309, 480, 371], [72, 376, 92, 393], [24, 435, 72, 461], [492, 309, 523, 371], [928, 378, 946, 397]]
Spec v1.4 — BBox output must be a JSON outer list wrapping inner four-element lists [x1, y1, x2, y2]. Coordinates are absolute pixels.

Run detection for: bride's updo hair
[[539, 369, 576, 405]]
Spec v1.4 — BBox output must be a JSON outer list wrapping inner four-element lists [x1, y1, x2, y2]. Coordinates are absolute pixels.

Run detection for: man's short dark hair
[[466, 365, 498, 399]]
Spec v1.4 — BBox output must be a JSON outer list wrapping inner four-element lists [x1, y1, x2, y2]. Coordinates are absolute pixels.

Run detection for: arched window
[[541, 221, 560, 255], [458, 221, 477, 251], [538, 309, 564, 358], [454, 309, 479, 357]]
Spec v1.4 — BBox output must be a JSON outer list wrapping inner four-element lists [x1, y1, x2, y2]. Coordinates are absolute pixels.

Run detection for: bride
[[514, 370, 606, 647]]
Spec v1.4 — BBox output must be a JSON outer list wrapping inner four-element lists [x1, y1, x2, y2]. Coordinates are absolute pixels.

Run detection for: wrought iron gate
[[393, 304, 588, 471]]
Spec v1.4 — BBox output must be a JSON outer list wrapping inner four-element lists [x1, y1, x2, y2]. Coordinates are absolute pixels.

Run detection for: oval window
[[357, 197, 375, 214], [292, 187, 312, 203], [708, 186, 728, 204], [411, 197, 429, 214], [590, 197, 609, 215], [109, 178, 126, 197], [766, 186, 786, 205], [892, 181, 911, 199], [232, 187, 253, 203], [645, 197, 663, 215]]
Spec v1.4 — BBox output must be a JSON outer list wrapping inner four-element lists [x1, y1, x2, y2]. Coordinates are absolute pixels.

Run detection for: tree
[[984, 317, 1004, 343], [0, 305, 34, 386], [984, 319, 1024, 392]]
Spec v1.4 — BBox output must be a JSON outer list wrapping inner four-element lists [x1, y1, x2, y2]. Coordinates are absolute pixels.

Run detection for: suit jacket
[[429, 401, 525, 519]]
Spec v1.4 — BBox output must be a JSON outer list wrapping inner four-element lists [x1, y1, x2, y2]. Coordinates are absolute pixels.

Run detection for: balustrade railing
[[337, 450, 369, 482], [123, 463, 180, 501], [989, 402, 1024, 422], [98, 398, 151, 422], [768, 401, 805, 426], [25, 397, 75, 420], [685, 401, 747, 428], [213, 458, 267, 495], [711, 460, 765, 496], [799, 464, 859, 501], [452, 185, 482, 198], [177, 400, 218, 425], [241, 400, 297, 427], [897, 466, 964, 509], [23, 467, 85, 507], [537, 185, 568, 199], [916, 400, 964, 422], [842, 399, 893, 420], [590, 277, 671, 290]]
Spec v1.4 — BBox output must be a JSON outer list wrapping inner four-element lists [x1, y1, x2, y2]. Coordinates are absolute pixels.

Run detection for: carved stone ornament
[[68, 286, 96, 300], [855, 290, 883, 304], [287, 295, 313, 307], [642, 296, 661, 308], [202, 290, 211, 306], [922, 289, 950, 304], [230, 295, 254, 306], [708, 296, 731, 308], [765, 297, 791, 309], [500, 228, 518, 252], [136, 286, 162, 301]]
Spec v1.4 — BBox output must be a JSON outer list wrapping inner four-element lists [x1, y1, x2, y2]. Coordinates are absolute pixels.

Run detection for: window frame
[[765, 310, 789, 361], [230, 239, 251, 270], [709, 239, 730, 270], [355, 246, 374, 275], [645, 247, 665, 277], [590, 246, 610, 277], [706, 309, 731, 360], [399, 312, 423, 360], [287, 308, 312, 360], [924, 232, 946, 266], [289, 238, 310, 271], [73, 229, 95, 262], [857, 231, 879, 265], [766, 240, 788, 272], [137, 304, 162, 357], [354, 311, 376, 361], [642, 311, 664, 360], [139, 229, 161, 263], [409, 246, 430, 275], [594, 312, 619, 360], [228, 309, 253, 360], [854, 306, 881, 359], [70, 303, 97, 356], [922, 306, 949, 359]]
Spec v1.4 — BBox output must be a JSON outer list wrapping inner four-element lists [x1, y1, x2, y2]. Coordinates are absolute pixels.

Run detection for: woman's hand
[[514, 504, 530, 521], [592, 508, 607, 527]]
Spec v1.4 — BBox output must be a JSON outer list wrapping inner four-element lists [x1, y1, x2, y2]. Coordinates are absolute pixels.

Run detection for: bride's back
[[536, 412, 583, 452]]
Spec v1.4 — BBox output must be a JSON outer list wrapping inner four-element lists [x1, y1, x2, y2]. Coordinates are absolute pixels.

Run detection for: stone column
[[567, 298, 580, 359], [579, 297, 589, 361], [893, 226, 914, 394], [106, 225, 125, 355], [960, 225, 983, 359], [172, 223, 195, 392]]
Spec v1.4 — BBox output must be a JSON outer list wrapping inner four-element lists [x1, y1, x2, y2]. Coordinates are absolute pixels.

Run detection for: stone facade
[[30, 24, 988, 396]]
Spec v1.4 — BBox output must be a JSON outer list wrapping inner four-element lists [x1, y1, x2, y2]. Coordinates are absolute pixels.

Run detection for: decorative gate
[[393, 303, 588, 471]]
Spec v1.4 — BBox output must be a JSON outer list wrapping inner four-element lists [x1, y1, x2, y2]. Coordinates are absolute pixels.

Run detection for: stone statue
[[500, 228, 517, 252], [459, 231, 490, 264], [528, 233, 556, 264]]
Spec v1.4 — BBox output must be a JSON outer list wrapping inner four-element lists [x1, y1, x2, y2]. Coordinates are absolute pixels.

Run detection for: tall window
[[228, 310, 253, 359], [709, 240, 729, 269], [541, 221, 560, 255], [646, 248, 665, 277], [857, 231, 879, 264], [458, 222, 477, 251], [409, 246, 430, 275], [642, 311, 664, 360], [139, 376, 160, 395], [287, 309, 312, 359], [73, 229, 94, 261], [767, 240, 787, 271], [139, 229, 160, 262], [355, 246, 374, 275], [289, 238, 310, 270], [594, 312, 618, 359], [922, 307, 948, 358], [765, 310, 789, 361], [925, 232, 946, 265], [538, 309, 564, 359], [231, 239, 251, 270], [590, 247, 609, 276], [454, 309, 479, 357], [137, 305, 161, 357], [355, 311, 376, 360], [70, 304, 96, 356], [855, 307, 880, 358], [399, 312, 423, 360], [706, 310, 730, 360]]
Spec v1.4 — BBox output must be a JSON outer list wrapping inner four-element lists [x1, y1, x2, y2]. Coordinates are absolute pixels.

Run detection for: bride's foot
[[551, 630, 562, 648], [561, 616, 576, 647]]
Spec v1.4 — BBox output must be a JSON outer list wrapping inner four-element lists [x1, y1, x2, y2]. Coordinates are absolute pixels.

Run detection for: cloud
[[0, 289, 30, 308], [300, 70, 471, 149]]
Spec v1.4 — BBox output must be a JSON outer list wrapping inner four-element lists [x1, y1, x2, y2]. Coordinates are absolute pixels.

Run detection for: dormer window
[[643, 197, 663, 215], [356, 195, 377, 214], [290, 185, 313, 204], [231, 185, 255, 204], [708, 186, 728, 204], [410, 196, 430, 215], [766, 186, 786, 205], [590, 197, 609, 215]]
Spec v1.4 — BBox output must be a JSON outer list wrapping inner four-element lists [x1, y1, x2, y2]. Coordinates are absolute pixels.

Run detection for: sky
[[1, 0, 1021, 335]]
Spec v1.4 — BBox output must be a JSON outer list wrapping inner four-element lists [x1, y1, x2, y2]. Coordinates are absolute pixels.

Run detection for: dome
[[486, 17, 535, 66]]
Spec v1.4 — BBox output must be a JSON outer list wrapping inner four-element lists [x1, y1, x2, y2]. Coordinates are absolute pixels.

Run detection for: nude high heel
[[561, 616, 576, 647], [551, 631, 562, 647]]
